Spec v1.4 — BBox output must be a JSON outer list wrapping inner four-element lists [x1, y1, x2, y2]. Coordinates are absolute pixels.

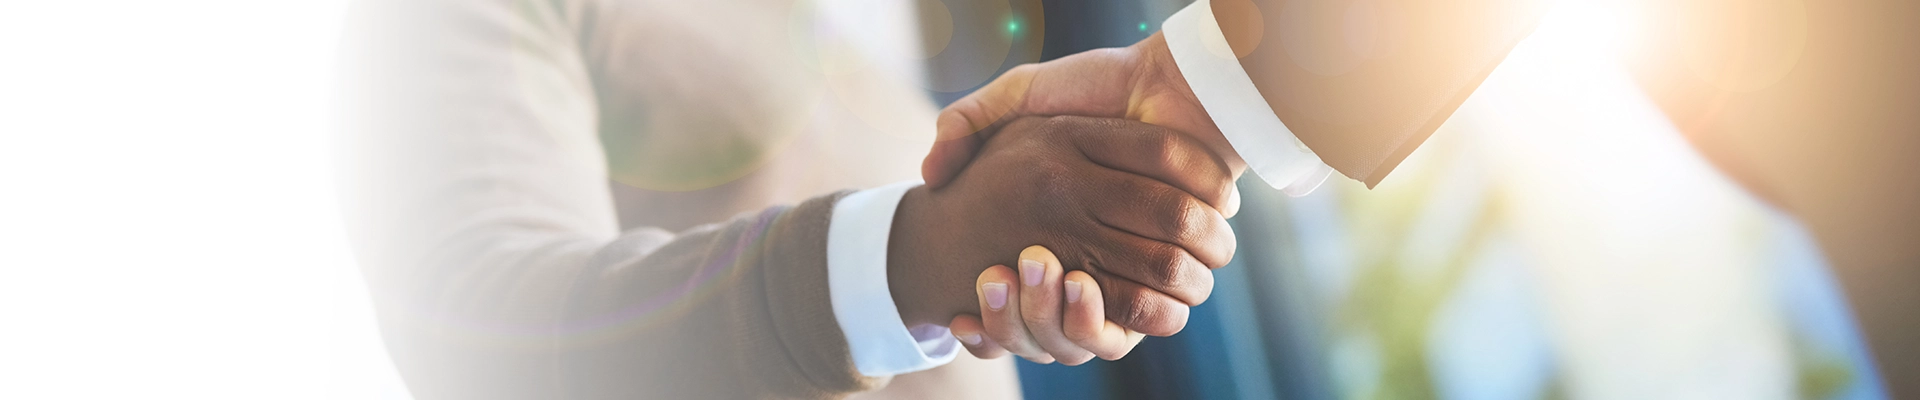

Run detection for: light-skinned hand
[[922, 33, 1248, 199], [948, 245, 1147, 365]]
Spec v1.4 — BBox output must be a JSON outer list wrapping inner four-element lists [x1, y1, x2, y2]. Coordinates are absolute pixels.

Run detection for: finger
[[1087, 168, 1237, 268], [920, 130, 984, 191], [1086, 227, 1216, 306], [1224, 184, 1242, 219], [948, 314, 1010, 360], [1095, 276, 1191, 337], [977, 264, 1055, 363], [1045, 115, 1238, 217], [1062, 270, 1145, 360], [924, 65, 1038, 189], [1017, 246, 1097, 365]]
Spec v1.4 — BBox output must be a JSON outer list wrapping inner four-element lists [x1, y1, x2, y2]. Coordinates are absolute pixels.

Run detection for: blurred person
[[336, 0, 1238, 399], [929, 0, 1920, 395]]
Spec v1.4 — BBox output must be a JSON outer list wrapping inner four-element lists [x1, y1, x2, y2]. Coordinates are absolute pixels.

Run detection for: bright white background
[[0, 1, 1812, 399], [0, 1, 408, 398]]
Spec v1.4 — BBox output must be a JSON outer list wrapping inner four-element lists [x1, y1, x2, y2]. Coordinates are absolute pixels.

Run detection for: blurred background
[[0, 0, 1893, 399], [991, 1, 1886, 399]]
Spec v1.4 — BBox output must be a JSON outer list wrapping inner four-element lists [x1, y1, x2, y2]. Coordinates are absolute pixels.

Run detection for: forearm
[[355, 194, 874, 399], [885, 187, 972, 327], [1219, 0, 1547, 186], [342, 0, 877, 394]]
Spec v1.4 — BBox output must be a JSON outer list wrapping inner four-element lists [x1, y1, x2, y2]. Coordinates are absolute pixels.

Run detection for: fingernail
[[958, 333, 982, 346], [1065, 280, 1082, 303], [1020, 259, 1044, 286], [983, 282, 1008, 311]]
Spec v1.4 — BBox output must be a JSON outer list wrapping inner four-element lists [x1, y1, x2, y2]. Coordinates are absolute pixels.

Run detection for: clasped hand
[[893, 33, 1253, 365], [890, 116, 1236, 364]]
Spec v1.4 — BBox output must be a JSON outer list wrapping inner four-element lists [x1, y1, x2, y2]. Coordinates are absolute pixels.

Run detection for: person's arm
[[827, 181, 964, 377], [925, 0, 1548, 190], [1212, 0, 1547, 186], [343, 3, 1236, 397], [339, 0, 883, 397]]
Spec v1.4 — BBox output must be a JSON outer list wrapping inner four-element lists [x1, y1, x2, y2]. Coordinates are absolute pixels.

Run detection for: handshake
[[887, 33, 1250, 365]]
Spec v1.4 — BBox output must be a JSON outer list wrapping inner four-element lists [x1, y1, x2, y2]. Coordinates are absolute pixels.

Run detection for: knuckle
[[1129, 296, 1188, 336], [1120, 291, 1158, 328], [1121, 242, 1182, 288], [1150, 248, 1212, 306], [1137, 244, 1187, 288], [1203, 179, 1235, 211], [1022, 305, 1057, 325], [1034, 115, 1075, 138], [1154, 192, 1202, 238], [985, 324, 1021, 346], [1144, 130, 1184, 172], [1064, 325, 1096, 342]]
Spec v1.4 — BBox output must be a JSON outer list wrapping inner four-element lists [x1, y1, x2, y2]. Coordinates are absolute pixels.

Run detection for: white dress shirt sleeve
[[827, 180, 961, 377], [1162, 0, 1334, 197]]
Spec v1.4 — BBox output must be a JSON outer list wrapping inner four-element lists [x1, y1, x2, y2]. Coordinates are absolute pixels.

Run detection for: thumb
[[922, 65, 1037, 189]]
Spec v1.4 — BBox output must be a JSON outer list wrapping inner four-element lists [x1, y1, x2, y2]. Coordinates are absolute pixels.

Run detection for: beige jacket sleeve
[[1214, 0, 1547, 187], [337, 0, 881, 397]]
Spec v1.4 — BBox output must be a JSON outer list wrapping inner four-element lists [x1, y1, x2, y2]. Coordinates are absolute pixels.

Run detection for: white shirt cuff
[[1163, 0, 1332, 197], [827, 180, 960, 377]]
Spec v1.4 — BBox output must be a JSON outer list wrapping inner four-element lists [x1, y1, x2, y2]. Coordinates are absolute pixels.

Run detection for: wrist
[[1130, 32, 1249, 172], [885, 187, 966, 327], [1131, 33, 1180, 90]]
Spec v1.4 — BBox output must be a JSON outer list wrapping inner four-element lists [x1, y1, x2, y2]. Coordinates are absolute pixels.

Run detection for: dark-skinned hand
[[887, 115, 1238, 363]]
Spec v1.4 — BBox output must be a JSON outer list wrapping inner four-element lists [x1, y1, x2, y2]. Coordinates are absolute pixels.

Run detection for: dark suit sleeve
[[1215, 0, 1548, 186]]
